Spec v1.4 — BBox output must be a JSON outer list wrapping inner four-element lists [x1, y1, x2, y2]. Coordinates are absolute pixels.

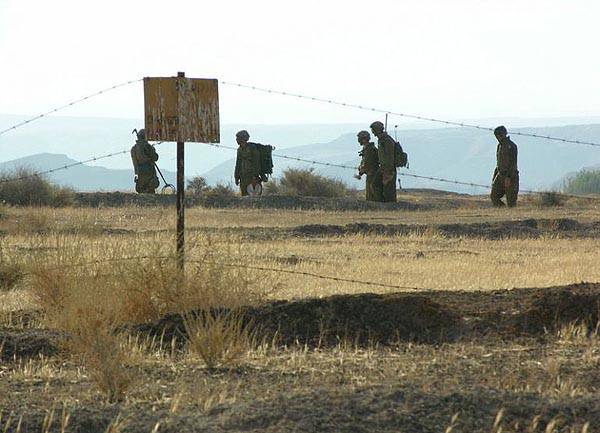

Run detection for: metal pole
[[176, 71, 185, 271]]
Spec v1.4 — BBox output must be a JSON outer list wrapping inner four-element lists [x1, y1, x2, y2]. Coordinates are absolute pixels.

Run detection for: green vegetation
[[563, 169, 600, 194]]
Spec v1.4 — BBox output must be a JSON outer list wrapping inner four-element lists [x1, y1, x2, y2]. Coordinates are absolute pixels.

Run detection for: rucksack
[[253, 143, 274, 180], [394, 140, 409, 168]]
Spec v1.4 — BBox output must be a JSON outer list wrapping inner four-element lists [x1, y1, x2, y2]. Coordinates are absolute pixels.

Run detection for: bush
[[204, 183, 236, 199], [270, 168, 349, 198], [537, 191, 565, 207], [184, 310, 255, 370], [563, 169, 600, 194], [0, 167, 75, 206], [187, 176, 209, 196]]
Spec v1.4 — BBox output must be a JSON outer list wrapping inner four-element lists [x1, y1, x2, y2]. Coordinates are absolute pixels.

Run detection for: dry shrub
[[69, 321, 134, 403], [537, 191, 565, 207], [0, 260, 24, 292], [184, 310, 255, 370], [0, 167, 74, 207]]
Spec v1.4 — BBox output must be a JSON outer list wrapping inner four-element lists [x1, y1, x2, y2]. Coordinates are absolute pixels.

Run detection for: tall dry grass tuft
[[184, 310, 255, 370]]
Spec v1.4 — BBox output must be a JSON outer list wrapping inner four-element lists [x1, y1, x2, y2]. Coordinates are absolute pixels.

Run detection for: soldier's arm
[[509, 144, 518, 176], [382, 137, 395, 171], [149, 145, 159, 162], [234, 152, 241, 180]]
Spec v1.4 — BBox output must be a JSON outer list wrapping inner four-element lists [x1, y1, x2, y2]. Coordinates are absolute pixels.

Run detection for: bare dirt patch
[[292, 218, 600, 239]]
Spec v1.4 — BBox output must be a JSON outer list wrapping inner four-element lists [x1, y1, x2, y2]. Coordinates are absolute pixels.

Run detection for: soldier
[[490, 125, 519, 207], [370, 121, 397, 202], [130, 129, 159, 194], [355, 130, 381, 201], [234, 130, 261, 197]]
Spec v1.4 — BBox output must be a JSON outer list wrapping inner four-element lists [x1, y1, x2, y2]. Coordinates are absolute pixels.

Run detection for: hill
[[0, 153, 176, 192], [203, 124, 600, 193]]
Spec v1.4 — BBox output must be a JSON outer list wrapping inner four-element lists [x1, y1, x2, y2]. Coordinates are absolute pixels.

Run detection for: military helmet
[[494, 125, 508, 136], [357, 130, 371, 141], [236, 130, 250, 141], [370, 121, 384, 132]]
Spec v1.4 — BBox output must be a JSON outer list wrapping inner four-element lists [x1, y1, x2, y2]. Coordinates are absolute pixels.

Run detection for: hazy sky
[[2, 0, 600, 125]]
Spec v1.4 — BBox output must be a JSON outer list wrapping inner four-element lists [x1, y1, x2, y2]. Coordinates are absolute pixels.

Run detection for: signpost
[[144, 72, 220, 270]]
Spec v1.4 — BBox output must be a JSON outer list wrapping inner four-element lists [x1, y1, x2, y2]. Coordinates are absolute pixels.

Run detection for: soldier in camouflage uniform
[[234, 130, 261, 196], [355, 130, 381, 201], [490, 125, 519, 207], [130, 129, 159, 194], [370, 121, 397, 202]]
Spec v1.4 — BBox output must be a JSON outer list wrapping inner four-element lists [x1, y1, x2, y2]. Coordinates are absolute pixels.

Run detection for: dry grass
[[2, 200, 600, 431], [183, 310, 255, 370]]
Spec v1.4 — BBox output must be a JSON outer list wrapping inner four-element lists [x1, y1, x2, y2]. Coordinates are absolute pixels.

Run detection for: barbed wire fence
[[0, 77, 599, 198], [220, 80, 600, 148], [37, 254, 427, 292], [0, 79, 142, 137]]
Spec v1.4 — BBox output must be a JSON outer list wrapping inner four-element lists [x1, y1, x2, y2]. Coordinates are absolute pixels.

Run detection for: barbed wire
[[0, 79, 142, 137], [205, 142, 600, 198], [221, 80, 600, 148], [0, 142, 164, 184], [36, 254, 425, 292]]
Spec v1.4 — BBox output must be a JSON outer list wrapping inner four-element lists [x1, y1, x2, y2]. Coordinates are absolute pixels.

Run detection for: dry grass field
[[2, 191, 600, 432]]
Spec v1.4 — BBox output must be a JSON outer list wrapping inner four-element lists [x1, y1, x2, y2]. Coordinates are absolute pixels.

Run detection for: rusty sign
[[144, 77, 220, 143]]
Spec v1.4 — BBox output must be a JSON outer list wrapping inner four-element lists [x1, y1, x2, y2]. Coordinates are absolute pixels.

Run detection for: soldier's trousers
[[239, 177, 253, 196], [374, 170, 397, 203], [491, 171, 519, 207], [365, 174, 381, 202], [135, 174, 159, 194]]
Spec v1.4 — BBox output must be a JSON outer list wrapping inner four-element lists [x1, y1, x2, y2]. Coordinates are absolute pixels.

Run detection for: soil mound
[[511, 288, 600, 334], [0, 329, 60, 361], [135, 293, 464, 347], [292, 218, 599, 239]]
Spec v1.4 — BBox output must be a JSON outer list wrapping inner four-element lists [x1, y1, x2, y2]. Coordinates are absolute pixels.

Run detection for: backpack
[[253, 143, 275, 180], [394, 140, 409, 168]]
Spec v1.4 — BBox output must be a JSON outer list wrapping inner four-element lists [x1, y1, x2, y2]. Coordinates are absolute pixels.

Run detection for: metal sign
[[144, 76, 220, 143]]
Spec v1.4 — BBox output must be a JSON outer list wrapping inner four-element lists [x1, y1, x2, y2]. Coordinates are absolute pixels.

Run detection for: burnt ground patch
[[292, 218, 600, 239]]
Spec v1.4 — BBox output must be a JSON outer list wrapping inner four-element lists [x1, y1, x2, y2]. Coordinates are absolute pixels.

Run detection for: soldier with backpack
[[130, 128, 159, 194], [370, 121, 408, 202], [355, 130, 381, 201], [234, 130, 274, 197], [234, 130, 261, 196]]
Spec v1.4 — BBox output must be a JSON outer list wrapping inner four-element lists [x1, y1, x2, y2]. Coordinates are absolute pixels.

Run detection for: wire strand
[[0, 79, 142, 136], [221, 80, 600, 148]]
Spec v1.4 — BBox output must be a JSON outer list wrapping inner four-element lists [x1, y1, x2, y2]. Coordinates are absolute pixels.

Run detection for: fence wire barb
[[0, 142, 164, 184], [205, 142, 599, 199], [36, 254, 425, 292], [0, 78, 142, 136], [221, 80, 600, 148]]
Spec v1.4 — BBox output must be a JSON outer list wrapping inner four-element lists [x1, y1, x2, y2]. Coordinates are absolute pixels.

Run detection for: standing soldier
[[491, 125, 519, 207], [130, 129, 159, 194], [234, 130, 261, 197], [355, 130, 380, 201], [370, 121, 397, 202]]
